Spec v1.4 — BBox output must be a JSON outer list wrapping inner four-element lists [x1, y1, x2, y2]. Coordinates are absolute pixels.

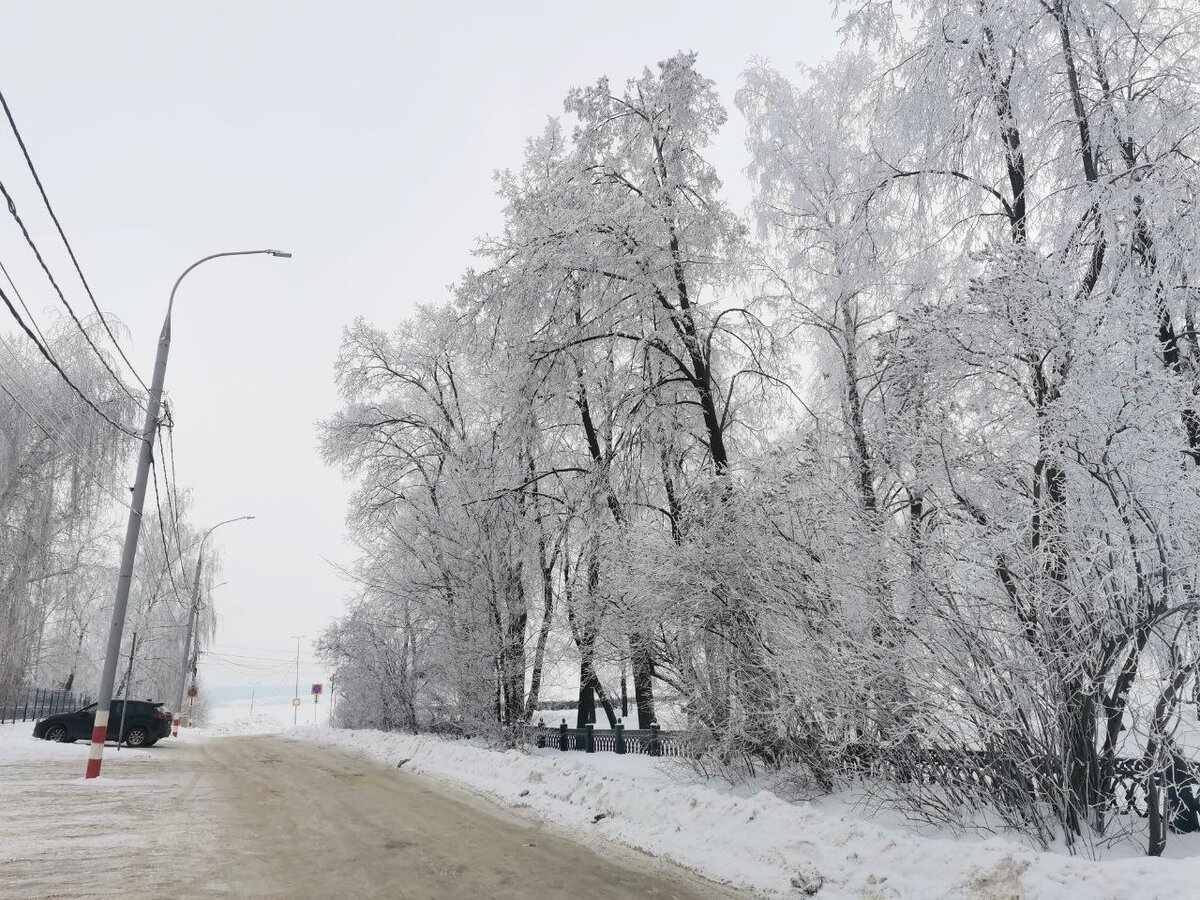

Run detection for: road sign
[[310, 683, 323, 696], [291, 697, 301, 708], [186, 684, 199, 699]]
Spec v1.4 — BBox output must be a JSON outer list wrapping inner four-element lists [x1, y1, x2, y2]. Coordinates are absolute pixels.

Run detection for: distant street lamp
[[85, 249, 290, 779], [171, 516, 254, 737]]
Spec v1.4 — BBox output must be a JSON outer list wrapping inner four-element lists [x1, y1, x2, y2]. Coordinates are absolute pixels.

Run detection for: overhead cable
[[0, 175, 143, 409], [0, 87, 148, 390], [0, 277, 138, 438]]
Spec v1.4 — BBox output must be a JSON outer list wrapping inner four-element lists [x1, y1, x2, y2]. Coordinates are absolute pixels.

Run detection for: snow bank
[[202, 691, 322, 735], [289, 726, 1200, 899], [0, 719, 174, 770], [0, 719, 85, 763]]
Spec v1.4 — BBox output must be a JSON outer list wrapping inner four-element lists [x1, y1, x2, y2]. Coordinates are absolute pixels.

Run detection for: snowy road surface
[[0, 729, 740, 899]]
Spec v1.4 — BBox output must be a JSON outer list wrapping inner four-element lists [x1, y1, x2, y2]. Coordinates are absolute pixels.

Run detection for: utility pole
[[115, 632, 137, 752], [187, 622, 201, 727], [85, 307, 169, 779], [292, 635, 303, 726], [85, 248, 289, 780], [173, 554, 202, 737], [328, 673, 335, 727], [172, 516, 253, 736]]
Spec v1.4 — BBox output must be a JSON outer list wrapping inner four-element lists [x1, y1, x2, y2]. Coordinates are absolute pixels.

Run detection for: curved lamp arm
[[167, 249, 291, 318], [198, 515, 256, 553]]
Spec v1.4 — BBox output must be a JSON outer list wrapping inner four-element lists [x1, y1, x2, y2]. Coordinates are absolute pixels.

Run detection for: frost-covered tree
[[322, 3, 1200, 856], [1, 316, 212, 717]]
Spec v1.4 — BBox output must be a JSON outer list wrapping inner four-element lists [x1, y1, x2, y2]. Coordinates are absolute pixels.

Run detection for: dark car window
[[70, 700, 162, 715]]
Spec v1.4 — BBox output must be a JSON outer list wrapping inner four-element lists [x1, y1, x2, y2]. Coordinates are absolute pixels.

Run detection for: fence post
[[536, 718, 545, 749], [649, 721, 662, 757], [22, 691, 30, 722], [585, 722, 595, 753], [559, 719, 568, 752], [614, 719, 625, 755]]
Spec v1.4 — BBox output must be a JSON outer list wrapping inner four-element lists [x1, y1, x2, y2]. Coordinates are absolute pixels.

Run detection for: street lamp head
[[267, 249, 293, 258]]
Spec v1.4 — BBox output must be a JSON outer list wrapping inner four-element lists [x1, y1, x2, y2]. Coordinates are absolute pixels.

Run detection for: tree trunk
[[631, 632, 657, 728]]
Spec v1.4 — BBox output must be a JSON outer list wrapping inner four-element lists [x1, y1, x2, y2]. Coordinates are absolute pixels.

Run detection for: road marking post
[[176, 683, 198, 736], [85, 709, 109, 778]]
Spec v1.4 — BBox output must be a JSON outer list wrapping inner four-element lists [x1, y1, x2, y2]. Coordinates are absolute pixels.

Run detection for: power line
[[150, 457, 188, 610], [159, 414, 189, 575], [0, 379, 133, 511], [0, 254, 52, 352], [0, 189, 144, 416], [0, 175, 144, 410], [0, 339, 134, 512], [0, 87, 148, 391], [0, 276, 139, 438], [0, 332, 94, 460], [153, 417, 200, 629]]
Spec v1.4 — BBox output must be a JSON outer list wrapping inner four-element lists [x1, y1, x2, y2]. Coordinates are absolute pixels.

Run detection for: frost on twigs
[[312, 0, 1200, 863], [790, 868, 823, 895]]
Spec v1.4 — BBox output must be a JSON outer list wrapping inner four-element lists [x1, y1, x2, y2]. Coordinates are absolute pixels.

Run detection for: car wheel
[[124, 726, 150, 748], [43, 724, 69, 743]]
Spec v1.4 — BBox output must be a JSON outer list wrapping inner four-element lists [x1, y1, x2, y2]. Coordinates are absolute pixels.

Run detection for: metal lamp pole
[[85, 249, 290, 779], [171, 515, 254, 737]]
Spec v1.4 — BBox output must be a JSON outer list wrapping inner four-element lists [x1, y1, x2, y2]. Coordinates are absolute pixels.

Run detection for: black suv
[[33, 700, 172, 747]]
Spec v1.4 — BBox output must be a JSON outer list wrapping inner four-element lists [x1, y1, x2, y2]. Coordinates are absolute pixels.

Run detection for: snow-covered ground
[[0, 721, 226, 899], [8, 706, 1199, 899], [203, 689, 325, 735], [284, 725, 1200, 900]]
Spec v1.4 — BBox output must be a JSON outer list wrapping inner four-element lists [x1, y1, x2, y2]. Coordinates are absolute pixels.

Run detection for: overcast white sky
[[0, 2, 840, 692]]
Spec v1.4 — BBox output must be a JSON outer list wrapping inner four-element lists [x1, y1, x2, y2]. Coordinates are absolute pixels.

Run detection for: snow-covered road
[[0, 725, 227, 899], [202, 734, 735, 898], [8, 716, 1200, 899], [0, 724, 736, 899]]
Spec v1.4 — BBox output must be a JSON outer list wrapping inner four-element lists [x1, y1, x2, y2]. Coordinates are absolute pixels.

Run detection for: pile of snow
[[203, 690, 327, 735], [291, 726, 1200, 899], [0, 719, 99, 763]]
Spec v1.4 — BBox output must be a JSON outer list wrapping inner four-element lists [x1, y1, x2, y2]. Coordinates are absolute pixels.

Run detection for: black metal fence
[[516, 721, 1200, 833], [842, 743, 1200, 833], [0, 687, 91, 725], [518, 719, 691, 757]]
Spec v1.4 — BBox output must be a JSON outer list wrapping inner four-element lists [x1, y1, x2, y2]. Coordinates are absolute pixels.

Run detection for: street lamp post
[[85, 249, 290, 779], [171, 516, 254, 737]]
